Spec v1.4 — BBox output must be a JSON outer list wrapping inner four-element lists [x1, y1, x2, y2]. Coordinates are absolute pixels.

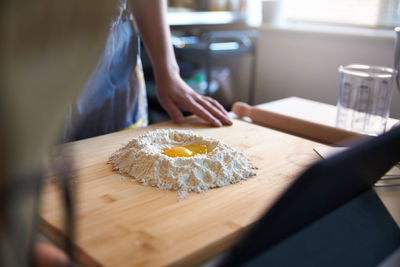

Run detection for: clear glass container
[[336, 64, 396, 136]]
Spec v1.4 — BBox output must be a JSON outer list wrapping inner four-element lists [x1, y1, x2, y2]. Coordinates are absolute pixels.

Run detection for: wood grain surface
[[40, 117, 324, 266]]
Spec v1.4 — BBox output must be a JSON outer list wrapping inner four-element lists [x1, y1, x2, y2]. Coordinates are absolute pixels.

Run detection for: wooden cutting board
[[40, 117, 324, 266]]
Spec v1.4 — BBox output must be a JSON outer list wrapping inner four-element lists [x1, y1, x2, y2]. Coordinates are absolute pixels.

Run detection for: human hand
[[156, 73, 233, 127], [131, 0, 231, 127]]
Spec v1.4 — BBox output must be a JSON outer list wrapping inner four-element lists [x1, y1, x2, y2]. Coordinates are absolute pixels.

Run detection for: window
[[282, 0, 400, 28]]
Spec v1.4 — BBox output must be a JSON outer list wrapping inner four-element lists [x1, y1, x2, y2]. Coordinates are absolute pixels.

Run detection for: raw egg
[[162, 144, 208, 158]]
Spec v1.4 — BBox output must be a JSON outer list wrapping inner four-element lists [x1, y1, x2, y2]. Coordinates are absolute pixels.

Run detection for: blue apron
[[64, 11, 148, 142]]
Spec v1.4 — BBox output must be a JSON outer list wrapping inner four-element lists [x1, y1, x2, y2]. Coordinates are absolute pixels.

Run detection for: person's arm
[[129, 0, 232, 127]]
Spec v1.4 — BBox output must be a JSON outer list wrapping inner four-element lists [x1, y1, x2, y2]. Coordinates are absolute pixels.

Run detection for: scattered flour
[[108, 129, 256, 194]]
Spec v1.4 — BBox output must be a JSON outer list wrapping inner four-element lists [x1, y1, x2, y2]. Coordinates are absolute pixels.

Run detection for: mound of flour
[[108, 129, 256, 193]]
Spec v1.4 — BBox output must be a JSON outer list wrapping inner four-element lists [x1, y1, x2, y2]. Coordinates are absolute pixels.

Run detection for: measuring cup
[[336, 64, 396, 136]]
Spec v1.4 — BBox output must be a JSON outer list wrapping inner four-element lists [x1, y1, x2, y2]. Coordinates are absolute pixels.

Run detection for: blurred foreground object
[[0, 1, 117, 266]]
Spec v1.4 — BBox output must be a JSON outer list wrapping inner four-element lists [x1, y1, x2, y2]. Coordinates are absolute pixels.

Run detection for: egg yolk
[[162, 145, 208, 158]]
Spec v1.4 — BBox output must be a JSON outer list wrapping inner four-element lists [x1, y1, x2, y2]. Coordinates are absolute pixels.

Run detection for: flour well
[[108, 129, 256, 193]]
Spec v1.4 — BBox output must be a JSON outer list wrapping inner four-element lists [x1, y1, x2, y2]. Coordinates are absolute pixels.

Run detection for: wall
[[253, 25, 400, 119]]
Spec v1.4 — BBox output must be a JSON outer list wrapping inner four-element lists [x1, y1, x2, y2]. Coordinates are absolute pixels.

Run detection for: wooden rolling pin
[[232, 102, 368, 145]]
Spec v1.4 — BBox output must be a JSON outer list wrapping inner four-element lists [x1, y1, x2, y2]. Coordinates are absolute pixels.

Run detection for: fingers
[[186, 99, 223, 127], [196, 96, 232, 126], [156, 78, 232, 127], [159, 98, 184, 123], [205, 96, 229, 116], [205, 97, 232, 125]]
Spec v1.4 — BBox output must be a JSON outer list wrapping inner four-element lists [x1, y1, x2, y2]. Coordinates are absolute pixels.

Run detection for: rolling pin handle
[[232, 102, 251, 117]]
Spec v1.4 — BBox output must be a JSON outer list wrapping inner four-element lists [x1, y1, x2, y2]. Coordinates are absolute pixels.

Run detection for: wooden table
[[40, 97, 400, 266]]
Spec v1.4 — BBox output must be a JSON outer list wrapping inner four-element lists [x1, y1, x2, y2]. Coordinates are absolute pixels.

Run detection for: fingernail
[[225, 117, 233, 125], [175, 117, 184, 124], [214, 120, 222, 127]]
